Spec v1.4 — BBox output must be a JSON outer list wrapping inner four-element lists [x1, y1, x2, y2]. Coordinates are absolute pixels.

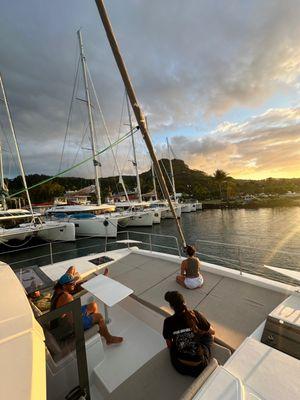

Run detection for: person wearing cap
[[163, 291, 214, 376], [50, 271, 123, 345]]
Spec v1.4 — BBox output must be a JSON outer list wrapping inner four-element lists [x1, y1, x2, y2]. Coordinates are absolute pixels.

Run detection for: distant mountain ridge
[[6, 158, 300, 203]]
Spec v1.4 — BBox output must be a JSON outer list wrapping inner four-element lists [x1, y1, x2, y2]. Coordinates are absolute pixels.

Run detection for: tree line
[[5, 159, 300, 203]]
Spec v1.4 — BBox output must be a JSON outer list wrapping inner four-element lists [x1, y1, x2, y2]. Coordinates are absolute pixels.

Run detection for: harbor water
[[1, 207, 299, 284]]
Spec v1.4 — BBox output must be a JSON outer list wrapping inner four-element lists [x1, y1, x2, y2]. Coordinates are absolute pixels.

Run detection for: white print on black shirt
[[173, 328, 199, 357]]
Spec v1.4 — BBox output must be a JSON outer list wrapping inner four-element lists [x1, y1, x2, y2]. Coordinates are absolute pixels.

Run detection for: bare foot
[[106, 335, 123, 345], [103, 267, 109, 276]]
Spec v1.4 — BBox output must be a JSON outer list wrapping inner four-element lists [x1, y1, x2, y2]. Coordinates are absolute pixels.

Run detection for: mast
[[167, 137, 176, 202], [94, 0, 186, 246], [87, 70, 130, 203], [77, 29, 101, 206], [0, 74, 34, 216], [126, 92, 142, 202], [0, 143, 7, 210], [151, 163, 158, 201]]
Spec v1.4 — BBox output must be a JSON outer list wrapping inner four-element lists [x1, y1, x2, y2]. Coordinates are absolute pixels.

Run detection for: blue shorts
[[81, 305, 94, 330]]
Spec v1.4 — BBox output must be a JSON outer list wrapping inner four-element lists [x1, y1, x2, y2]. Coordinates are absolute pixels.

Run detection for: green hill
[[5, 159, 300, 204]]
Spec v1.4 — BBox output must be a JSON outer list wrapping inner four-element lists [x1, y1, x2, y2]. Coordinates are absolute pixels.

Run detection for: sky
[[0, 0, 300, 180]]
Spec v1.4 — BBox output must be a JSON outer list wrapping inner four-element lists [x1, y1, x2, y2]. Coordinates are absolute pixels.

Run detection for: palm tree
[[213, 169, 228, 200]]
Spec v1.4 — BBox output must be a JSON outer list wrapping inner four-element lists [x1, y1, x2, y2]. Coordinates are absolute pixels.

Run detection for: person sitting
[[50, 271, 123, 345], [176, 245, 203, 289], [163, 291, 215, 377], [28, 289, 51, 312]]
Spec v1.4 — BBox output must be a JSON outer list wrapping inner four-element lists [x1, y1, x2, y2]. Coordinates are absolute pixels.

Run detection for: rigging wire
[[58, 56, 81, 173], [0, 110, 19, 175], [113, 90, 126, 177], [161, 158, 174, 189], [71, 119, 89, 166], [8, 127, 137, 200], [86, 65, 131, 202]]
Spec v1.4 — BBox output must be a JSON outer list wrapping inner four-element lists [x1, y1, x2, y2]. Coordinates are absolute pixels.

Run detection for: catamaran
[[0, 1, 299, 400]]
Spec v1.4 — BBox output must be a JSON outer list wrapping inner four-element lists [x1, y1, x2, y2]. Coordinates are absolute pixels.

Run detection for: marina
[[0, 1, 300, 400]]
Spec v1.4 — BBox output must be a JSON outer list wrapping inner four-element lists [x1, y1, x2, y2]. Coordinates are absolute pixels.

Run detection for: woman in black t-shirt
[[163, 291, 215, 377]]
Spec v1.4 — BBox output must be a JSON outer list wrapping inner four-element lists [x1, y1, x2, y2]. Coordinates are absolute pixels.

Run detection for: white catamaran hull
[[0, 221, 76, 243], [162, 205, 182, 219], [196, 202, 202, 210], [34, 222, 76, 242], [0, 227, 32, 243], [67, 216, 119, 237], [190, 203, 197, 212], [181, 203, 193, 213], [150, 209, 161, 224], [118, 211, 154, 227]]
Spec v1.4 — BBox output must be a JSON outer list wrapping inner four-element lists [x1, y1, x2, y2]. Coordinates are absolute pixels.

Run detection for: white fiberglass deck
[[106, 252, 288, 349], [91, 299, 165, 394], [196, 337, 300, 400], [39, 248, 297, 399], [42, 249, 289, 350]]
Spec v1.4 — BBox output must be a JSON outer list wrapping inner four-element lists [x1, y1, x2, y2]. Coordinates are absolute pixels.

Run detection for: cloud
[[0, 0, 300, 178], [169, 107, 300, 178]]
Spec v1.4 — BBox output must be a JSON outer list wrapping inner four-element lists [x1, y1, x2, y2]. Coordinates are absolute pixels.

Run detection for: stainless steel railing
[[1, 231, 299, 285]]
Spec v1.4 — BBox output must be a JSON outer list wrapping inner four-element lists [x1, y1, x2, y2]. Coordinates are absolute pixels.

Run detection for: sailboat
[[46, 30, 148, 236], [165, 138, 196, 213], [0, 75, 75, 243], [1, 1, 299, 400]]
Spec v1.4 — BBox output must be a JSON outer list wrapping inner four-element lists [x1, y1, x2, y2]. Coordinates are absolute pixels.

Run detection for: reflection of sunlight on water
[[263, 210, 300, 267]]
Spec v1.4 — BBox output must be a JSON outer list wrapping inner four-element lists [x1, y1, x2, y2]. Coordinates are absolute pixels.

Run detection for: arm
[[180, 260, 186, 276], [66, 266, 77, 276], [208, 326, 215, 336], [163, 319, 173, 348], [56, 292, 74, 324], [194, 310, 214, 335]]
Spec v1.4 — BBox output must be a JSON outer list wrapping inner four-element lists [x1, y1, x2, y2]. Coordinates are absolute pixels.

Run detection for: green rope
[[8, 128, 138, 199]]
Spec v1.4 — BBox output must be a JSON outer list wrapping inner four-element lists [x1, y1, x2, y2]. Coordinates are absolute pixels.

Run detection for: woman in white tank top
[[176, 245, 203, 289]]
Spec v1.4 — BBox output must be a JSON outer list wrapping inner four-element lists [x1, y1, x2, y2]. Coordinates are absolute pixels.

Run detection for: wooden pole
[[94, 0, 186, 246]]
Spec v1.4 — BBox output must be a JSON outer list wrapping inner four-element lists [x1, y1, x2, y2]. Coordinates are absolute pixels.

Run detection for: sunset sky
[[0, 0, 300, 180]]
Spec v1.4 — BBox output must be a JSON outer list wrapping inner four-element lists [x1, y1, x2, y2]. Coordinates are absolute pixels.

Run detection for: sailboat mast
[[77, 29, 101, 206], [151, 163, 158, 201], [167, 137, 176, 202], [94, 0, 186, 246], [126, 92, 142, 202], [0, 74, 34, 215], [0, 143, 7, 210]]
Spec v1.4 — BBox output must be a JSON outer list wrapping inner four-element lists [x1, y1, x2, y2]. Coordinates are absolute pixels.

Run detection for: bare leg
[[176, 275, 187, 288], [104, 267, 109, 276], [92, 313, 123, 344], [86, 301, 98, 315]]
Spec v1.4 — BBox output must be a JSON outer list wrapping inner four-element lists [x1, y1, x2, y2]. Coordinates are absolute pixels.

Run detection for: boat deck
[[39, 248, 292, 399], [107, 252, 287, 349]]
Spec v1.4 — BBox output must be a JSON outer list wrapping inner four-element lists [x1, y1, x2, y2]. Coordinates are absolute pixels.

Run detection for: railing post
[[126, 231, 130, 249], [237, 247, 242, 275], [104, 235, 108, 252], [49, 242, 53, 265], [176, 238, 181, 257], [37, 298, 90, 400], [149, 234, 152, 252]]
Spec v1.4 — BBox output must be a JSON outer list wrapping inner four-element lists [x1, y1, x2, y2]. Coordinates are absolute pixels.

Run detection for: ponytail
[[164, 291, 199, 333]]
